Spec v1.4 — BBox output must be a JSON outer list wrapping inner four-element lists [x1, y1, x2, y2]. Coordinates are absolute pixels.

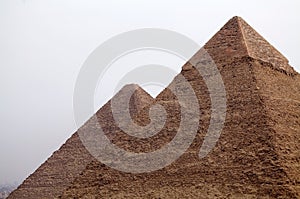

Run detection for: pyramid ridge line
[[236, 17, 250, 56]]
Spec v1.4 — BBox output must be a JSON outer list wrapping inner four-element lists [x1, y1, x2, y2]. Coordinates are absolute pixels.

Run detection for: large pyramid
[[9, 17, 300, 198]]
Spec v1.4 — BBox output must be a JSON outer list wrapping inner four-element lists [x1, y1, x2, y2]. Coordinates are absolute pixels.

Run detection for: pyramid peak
[[119, 83, 143, 91], [111, 83, 154, 114], [228, 16, 244, 23], [117, 84, 153, 100], [203, 16, 296, 75], [231, 16, 246, 21]]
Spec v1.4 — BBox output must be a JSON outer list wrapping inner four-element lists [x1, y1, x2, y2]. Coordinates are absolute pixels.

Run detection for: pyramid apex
[[121, 83, 142, 91], [232, 16, 250, 25], [230, 16, 243, 21], [203, 16, 296, 75], [118, 84, 153, 100], [112, 83, 154, 114], [221, 16, 246, 27]]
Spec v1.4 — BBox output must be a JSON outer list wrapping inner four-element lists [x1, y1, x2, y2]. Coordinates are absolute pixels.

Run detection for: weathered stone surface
[[204, 16, 296, 75], [8, 16, 300, 198]]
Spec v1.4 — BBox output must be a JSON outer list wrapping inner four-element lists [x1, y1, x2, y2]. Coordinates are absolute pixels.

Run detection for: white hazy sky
[[0, 0, 299, 185]]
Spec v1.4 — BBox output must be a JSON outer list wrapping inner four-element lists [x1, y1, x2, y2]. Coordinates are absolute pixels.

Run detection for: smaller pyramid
[[7, 85, 154, 199]]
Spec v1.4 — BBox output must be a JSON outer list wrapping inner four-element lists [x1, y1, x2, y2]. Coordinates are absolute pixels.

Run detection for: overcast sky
[[0, 0, 299, 185]]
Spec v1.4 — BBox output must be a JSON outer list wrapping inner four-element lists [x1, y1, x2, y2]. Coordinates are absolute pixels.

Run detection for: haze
[[0, 0, 299, 185]]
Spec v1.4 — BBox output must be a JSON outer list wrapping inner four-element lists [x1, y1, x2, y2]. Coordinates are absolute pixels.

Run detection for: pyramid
[[9, 16, 300, 198]]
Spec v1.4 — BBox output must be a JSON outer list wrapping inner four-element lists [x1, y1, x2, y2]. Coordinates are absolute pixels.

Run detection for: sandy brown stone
[[8, 16, 300, 199]]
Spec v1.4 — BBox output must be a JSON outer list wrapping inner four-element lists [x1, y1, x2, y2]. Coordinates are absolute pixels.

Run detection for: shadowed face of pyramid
[[8, 16, 300, 199]]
